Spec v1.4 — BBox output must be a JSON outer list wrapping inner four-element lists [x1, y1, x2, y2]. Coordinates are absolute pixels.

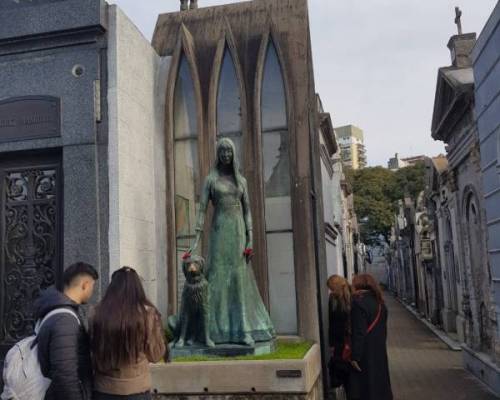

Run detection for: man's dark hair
[[63, 262, 99, 287]]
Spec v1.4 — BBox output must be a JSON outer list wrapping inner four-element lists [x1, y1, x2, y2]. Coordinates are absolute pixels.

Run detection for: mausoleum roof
[[431, 65, 474, 142], [432, 156, 448, 174]]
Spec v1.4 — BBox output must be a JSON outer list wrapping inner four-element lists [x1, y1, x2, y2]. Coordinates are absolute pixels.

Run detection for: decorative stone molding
[[470, 141, 481, 173], [446, 170, 458, 193]]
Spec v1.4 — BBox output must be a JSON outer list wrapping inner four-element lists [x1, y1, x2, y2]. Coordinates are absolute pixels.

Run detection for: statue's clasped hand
[[186, 233, 201, 257], [243, 248, 253, 264]]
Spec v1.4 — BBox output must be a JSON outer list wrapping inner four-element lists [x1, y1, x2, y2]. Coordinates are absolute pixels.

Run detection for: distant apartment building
[[334, 125, 367, 169], [388, 153, 408, 170], [388, 153, 428, 170], [401, 155, 427, 167]]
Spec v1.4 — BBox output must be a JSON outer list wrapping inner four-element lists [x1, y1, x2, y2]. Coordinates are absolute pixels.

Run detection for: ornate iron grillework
[[0, 161, 61, 353]]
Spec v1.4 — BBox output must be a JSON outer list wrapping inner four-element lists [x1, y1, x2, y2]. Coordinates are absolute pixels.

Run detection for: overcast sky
[[109, 0, 498, 166]]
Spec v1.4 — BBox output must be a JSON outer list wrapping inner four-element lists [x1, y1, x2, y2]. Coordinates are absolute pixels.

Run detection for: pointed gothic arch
[[462, 185, 493, 349], [208, 19, 248, 168], [165, 24, 204, 313], [254, 28, 298, 334], [462, 186, 490, 286]]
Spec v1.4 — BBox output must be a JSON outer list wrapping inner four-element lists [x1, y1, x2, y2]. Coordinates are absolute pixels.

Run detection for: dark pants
[[93, 392, 152, 400], [329, 357, 352, 399]]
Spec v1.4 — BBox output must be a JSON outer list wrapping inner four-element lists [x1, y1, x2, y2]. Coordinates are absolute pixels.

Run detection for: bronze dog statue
[[171, 255, 214, 348]]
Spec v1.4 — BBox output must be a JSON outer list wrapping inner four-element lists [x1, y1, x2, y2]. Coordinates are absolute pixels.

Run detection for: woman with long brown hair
[[327, 275, 352, 396], [350, 273, 392, 400], [91, 267, 166, 400]]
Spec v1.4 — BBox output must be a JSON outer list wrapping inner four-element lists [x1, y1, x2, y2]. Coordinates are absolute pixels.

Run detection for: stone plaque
[[0, 96, 60, 142], [276, 370, 302, 378], [0, 0, 67, 10]]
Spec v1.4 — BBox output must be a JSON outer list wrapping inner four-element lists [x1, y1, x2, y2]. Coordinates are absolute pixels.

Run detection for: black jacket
[[350, 291, 392, 400], [328, 295, 349, 358], [34, 287, 93, 400], [328, 295, 351, 390]]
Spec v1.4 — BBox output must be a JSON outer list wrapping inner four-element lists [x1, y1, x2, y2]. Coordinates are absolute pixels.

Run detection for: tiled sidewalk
[[386, 294, 498, 400]]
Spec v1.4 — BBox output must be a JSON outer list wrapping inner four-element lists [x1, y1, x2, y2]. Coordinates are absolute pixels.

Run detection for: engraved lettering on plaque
[[0, 96, 61, 143]]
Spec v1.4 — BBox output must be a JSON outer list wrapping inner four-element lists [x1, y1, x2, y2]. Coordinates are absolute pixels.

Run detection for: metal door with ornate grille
[[0, 155, 62, 367]]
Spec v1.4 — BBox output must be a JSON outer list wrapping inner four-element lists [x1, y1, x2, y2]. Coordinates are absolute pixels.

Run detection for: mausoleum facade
[[0, 0, 349, 397]]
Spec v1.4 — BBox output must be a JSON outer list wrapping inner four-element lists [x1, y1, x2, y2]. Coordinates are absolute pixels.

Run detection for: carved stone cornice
[[319, 112, 338, 156], [445, 170, 458, 193], [469, 140, 481, 173]]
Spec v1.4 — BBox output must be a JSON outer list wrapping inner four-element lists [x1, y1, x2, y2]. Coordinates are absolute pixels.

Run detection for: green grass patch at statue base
[[170, 339, 313, 362]]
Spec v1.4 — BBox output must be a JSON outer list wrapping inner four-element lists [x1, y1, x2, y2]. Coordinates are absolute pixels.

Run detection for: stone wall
[[473, 0, 500, 365], [320, 151, 343, 278], [0, 0, 109, 297], [107, 5, 170, 316]]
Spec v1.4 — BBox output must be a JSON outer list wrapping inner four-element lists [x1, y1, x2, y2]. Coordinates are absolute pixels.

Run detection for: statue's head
[[216, 138, 235, 167], [218, 143, 233, 166], [214, 137, 245, 188], [182, 254, 205, 284]]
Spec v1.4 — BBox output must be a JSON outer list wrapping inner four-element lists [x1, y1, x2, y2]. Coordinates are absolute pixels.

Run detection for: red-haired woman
[[91, 267, 166, 400], [350, 274, 392, 400]]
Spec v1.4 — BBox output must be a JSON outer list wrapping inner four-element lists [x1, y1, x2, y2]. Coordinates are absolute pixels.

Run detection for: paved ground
[[386, 294, 498, 400]]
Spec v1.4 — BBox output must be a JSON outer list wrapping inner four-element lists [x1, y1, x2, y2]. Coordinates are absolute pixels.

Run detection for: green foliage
[[170, 340, 313, 363], [349, 163, 426, 242], [392, 162, 426, 201]]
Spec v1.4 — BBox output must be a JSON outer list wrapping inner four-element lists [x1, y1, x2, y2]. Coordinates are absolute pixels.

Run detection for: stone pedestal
[[151, 344, 322, 399]]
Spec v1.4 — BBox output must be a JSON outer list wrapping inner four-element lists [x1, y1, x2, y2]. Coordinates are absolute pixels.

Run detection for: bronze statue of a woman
[[188, 138, 275, 346]]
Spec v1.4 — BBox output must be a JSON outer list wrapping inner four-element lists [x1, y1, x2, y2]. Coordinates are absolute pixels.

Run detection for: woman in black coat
[[350, 274, 393, 400], [327, 275, 352, 395]]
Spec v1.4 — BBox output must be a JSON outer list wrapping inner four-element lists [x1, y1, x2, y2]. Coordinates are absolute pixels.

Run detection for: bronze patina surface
[[170, 138, 275, 356]]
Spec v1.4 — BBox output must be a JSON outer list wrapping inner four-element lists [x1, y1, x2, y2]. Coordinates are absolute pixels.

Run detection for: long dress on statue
[[196, 161, 275, 344]]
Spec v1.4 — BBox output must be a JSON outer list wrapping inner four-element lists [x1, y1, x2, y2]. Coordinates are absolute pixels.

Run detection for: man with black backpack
[[35, 262, 99, 400]]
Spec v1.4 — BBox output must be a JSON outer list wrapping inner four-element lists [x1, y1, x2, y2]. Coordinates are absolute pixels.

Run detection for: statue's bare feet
[[186, 339, 194, 346], [176, 338, 185, 348], [206, 338, 215, 348], [242, 334, 254, 346]]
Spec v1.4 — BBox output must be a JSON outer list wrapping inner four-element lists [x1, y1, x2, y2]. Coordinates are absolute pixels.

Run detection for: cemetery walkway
[[386, 294, 497, 400]]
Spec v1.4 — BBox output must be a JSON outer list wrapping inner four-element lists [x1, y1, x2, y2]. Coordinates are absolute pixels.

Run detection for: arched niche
[[259, 36, 297, 335], [216, 47, 243, 165], [173, 54, 200, 253], [166, 24, 204, 311], [209, 21, 247, 169]]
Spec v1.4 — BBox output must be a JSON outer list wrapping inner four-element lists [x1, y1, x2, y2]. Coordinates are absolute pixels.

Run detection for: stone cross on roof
[[455, 6, 463, 35]]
